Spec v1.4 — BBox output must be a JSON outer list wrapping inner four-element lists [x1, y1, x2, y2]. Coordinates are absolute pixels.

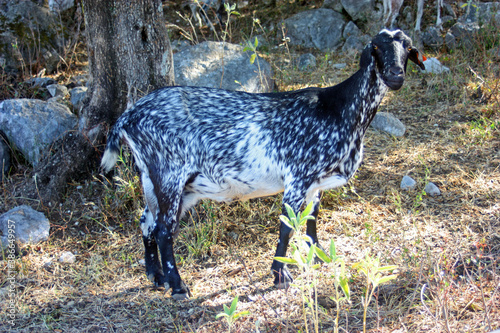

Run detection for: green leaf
[[339, 277, 350, 297], [229, 296, 238, 314], [311, 263, 321, 270], [274, 256, 298, 265], [233, 311, 250, 321], [302, 201, 314, 217], [306, 244, 315, 263], [216, 313, 229, 319], [329, 239, 337, 259], [279, 215, 292, 228], [315, 245, 331, 264], [378, 275, 398, 285], [254, 37, 259, 48], [249, 53, 256, 65], [283, 203, 297, 221], [377, 265, 398, 272]]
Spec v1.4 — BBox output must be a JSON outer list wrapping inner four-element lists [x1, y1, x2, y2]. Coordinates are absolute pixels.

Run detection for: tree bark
[[31, 0, 174, 203]]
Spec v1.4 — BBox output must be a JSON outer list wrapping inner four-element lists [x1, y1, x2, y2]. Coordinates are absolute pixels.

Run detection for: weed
[[216, 295, 250, 333], [353, 252, 398, 333]]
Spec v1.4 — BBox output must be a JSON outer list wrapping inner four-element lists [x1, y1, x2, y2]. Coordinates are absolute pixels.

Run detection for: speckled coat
[[101, 29, 425, 299]]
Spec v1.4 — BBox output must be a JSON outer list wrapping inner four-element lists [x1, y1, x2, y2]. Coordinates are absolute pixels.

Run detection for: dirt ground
[[1, 1, 499, 332]]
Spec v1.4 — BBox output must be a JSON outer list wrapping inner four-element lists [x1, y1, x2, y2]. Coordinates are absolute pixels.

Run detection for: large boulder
[[283, 8, 347, 51], [341, 0, 383, 32], [173, 41, 273, 93], [0, 0, 65, 73], [0, 99, 78, 166]]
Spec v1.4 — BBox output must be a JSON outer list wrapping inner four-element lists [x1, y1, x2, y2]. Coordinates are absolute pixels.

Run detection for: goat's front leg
[[271, 188, 307, 289], [305, 190, 321, 246], [271, 216, 294, 289]]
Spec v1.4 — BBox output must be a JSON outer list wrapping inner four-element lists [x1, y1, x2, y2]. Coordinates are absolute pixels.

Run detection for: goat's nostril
[[390, 67, 404, 76]]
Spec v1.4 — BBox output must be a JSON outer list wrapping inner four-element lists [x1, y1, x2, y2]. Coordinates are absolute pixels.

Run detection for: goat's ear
[[408, 46, 426, 70], [360, 42, 375, 68]]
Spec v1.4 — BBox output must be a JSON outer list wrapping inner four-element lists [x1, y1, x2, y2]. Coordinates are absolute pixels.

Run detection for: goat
[[101, 29, 425, 300]]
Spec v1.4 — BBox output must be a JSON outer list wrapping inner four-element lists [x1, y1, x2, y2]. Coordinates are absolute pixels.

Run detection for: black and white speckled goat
[[101, 29, 425, 300]]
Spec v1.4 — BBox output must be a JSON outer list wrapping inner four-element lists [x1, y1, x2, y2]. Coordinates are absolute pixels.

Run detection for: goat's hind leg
[[151, 172, 191, 300], [140, 205, 164, 287]]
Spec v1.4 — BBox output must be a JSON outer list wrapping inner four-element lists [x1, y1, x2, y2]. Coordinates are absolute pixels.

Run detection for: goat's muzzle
[[384, 66, 405, 90]]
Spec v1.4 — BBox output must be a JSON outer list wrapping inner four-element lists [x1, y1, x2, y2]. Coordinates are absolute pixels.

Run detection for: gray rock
[[444, 31, 457, 49], [283, 8, 346, 51], [422, 26, 444, 49], [59, 251, 76, 264], [47, 84, 69, 98], [341, 0, 373, 22], [342, 36, 364, 56], [332, 63, 347, 69], [424, 182, 441, 196], [70, 86, 88, 112], [298, 53, 316, 70], [0, 99, 78, 166], [0, 205, 50, 245], [343, 21, 362, 39], [322, 0, 343, 13], [48, 0, 74, 12], [0, 136, 10, 179], [70, 75, 89, 87], [173, 41, 273, 93], [401, 176, 416, 191], [0, 1, 66, 73], [341, 0, 383, 32], [421, 58, 450, 74], [460, 2, 500, 25], [447, 22, 480, 49], [370, 112, 406, 137], [25, 77, 56, 88], [489, 45, 500, 59]]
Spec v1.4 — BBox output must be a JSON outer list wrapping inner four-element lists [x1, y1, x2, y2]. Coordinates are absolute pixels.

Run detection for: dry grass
[[1, 1, 500, 332]]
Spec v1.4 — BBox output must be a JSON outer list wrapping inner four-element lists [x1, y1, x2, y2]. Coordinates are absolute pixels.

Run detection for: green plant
[[317, 239, 350, 333], [215, 295, 250, 333], [353, 252, 398, 333], [275, 202, 326, 333]]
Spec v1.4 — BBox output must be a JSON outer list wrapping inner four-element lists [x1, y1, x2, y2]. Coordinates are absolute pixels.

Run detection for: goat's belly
[[186, 174, 284, 203], [308, 174, 348, 194]]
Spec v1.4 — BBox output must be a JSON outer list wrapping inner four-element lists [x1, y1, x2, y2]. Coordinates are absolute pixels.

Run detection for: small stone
[[47, 84, 69, 98], [371, 112, 406, 137], [298, 53, 316, 70], [401, 176, 416, 190], [138, 259, 146, 266], [421, 58, 450, 74], [332, 63, 347, 69], [424, 182, 441, 196], [59, 251, 76, 264]]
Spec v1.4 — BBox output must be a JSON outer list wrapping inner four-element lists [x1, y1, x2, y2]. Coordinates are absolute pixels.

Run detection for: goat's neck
[[352, 62, 388, 132]]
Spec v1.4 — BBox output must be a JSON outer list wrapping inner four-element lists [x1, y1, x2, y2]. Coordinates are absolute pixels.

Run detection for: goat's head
[[361, 29, 426, 90]]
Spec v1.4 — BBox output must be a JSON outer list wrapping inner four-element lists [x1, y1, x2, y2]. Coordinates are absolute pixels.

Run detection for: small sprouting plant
[[353, 252, 398, 333], [275, 201, 324, 333], [215, 295, 250, 333], [316, 239, 350, 333]]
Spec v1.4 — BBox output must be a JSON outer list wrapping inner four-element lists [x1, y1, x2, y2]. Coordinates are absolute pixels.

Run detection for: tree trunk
[[31, 0, 174, 203]]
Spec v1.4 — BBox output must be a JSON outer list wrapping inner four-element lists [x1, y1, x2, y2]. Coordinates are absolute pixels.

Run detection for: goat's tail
[[100, 123, 122, 173]]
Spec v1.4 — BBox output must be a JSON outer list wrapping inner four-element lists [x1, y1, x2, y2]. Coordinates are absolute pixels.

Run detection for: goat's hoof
[[172, 292, 189, 300], [273, 268, 293, 289]]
